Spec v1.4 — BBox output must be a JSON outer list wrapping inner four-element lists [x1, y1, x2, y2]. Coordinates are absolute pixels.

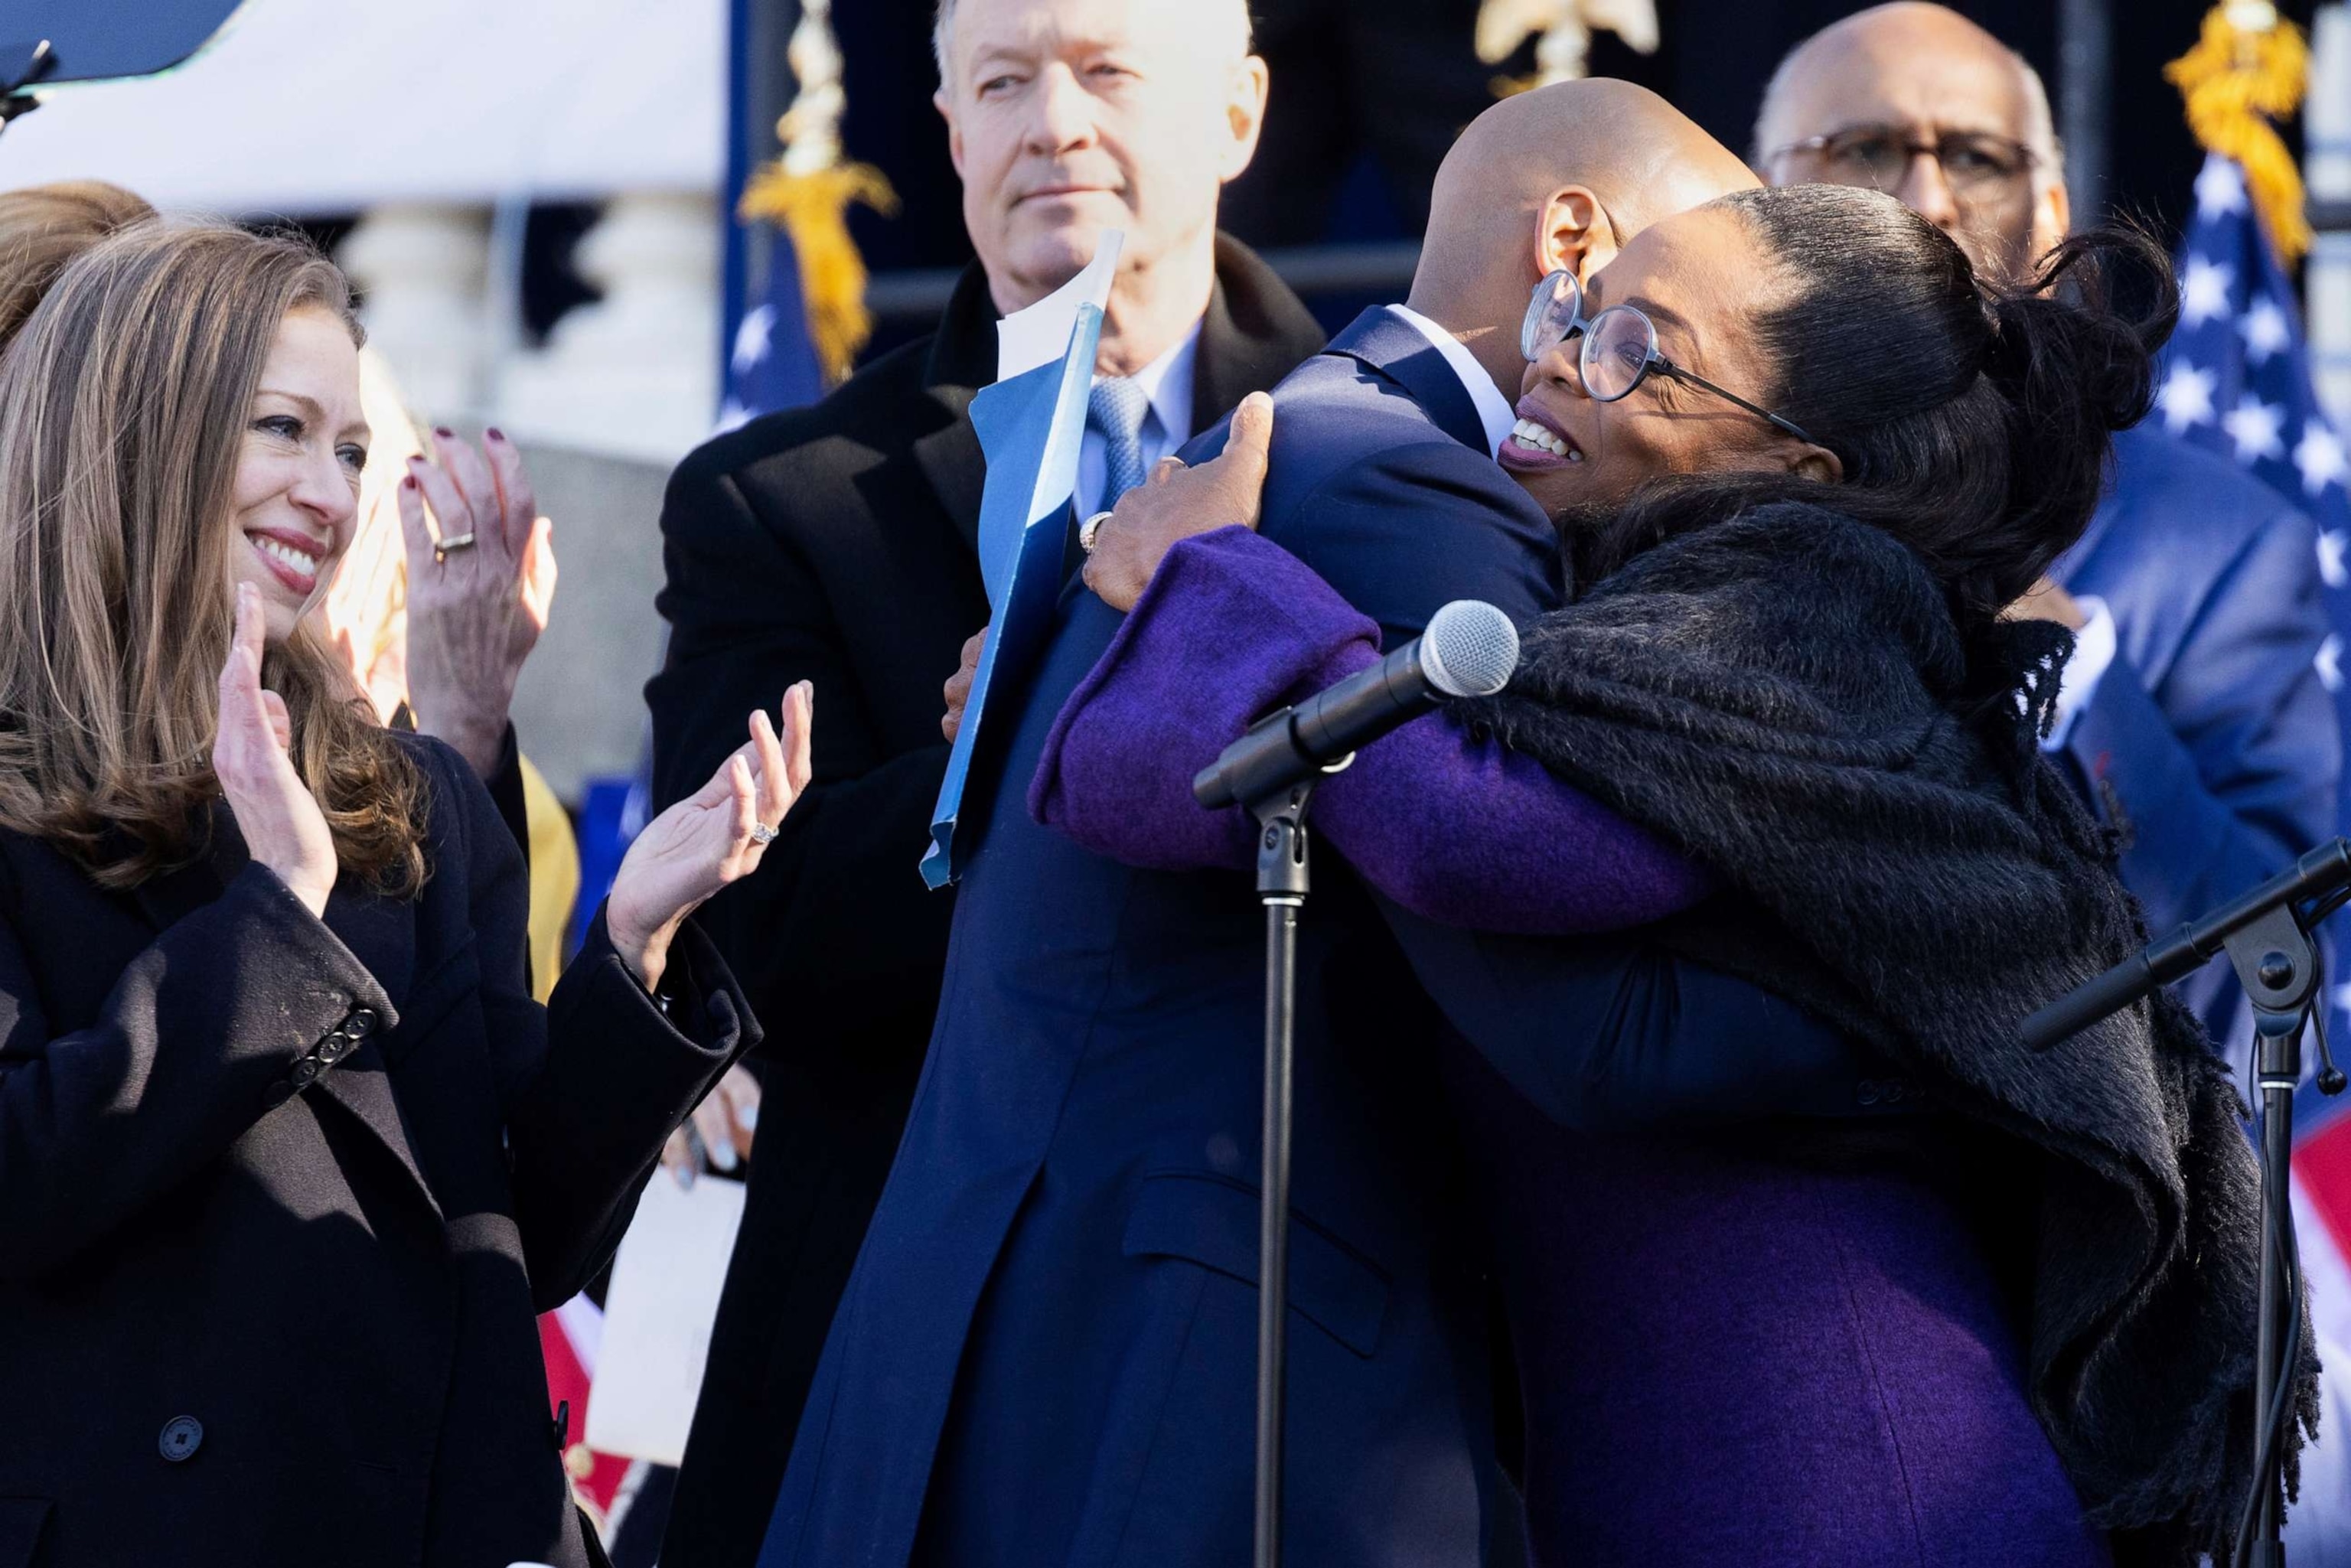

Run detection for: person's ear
[[1535, 186, 1615, 284], [935, 88, 966, 178], [1218, 56, 1271, 182], [1788, 442, 1842, 484], [2030, 175, 2071, 270]]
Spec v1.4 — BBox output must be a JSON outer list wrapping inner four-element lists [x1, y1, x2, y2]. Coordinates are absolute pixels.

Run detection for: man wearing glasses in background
[[1755, 5, 2348, 1556]]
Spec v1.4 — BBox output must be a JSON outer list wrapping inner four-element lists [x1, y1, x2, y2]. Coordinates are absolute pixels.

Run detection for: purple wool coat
[[1032, 526, 2106, 1568]]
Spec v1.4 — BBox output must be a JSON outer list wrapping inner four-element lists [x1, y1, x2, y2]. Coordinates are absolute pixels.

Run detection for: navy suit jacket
[[2055, 422, 2339, 1035], [755, 310, 1562, 1568]]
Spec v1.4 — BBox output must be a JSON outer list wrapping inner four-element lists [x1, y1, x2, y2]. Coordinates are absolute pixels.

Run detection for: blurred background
[[0, 0, 2340, 810]]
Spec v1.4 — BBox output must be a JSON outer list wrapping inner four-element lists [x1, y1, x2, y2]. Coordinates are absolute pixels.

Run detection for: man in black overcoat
[[645, 1, 1324, 1560]]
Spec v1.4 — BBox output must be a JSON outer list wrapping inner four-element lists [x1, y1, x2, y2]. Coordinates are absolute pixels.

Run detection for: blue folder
[[919, 300, 1104, 889]]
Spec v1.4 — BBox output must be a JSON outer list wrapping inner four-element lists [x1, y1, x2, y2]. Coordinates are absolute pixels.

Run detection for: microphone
[[2020, 839, 2351, 1050], [1192, 599, 1520, 811]]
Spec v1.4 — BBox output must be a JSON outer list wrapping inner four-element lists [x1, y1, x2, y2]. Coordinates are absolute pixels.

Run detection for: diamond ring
[[748, 822, 779, 846]]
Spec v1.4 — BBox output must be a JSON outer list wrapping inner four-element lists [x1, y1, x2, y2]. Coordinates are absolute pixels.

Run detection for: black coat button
[[345, 1008, 377, 1037], [158, 1415, 203, 1462], [315, 1033, 352, 1065], [288, 1058, 321, 1090]]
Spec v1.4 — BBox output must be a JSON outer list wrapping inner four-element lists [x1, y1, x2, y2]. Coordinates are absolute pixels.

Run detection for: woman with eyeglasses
[[1032, 183, 2275, 1565]]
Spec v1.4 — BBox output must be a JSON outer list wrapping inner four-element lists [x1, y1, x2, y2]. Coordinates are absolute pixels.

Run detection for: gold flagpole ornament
[[736, 0, 898, 386], [2167, 0, 2314, 263], [1475, 0, 1659, 93]]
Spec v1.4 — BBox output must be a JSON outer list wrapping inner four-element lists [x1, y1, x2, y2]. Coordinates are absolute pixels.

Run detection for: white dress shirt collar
[[1383, 303, 1517, 459], [1116, 319, 1202, 445]]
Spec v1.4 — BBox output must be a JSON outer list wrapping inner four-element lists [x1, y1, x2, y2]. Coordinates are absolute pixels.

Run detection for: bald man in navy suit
[[757, 82, 1758, 1568]]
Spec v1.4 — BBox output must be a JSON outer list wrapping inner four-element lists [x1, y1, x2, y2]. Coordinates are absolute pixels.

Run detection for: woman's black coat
[[0, 734, 758, 1568]]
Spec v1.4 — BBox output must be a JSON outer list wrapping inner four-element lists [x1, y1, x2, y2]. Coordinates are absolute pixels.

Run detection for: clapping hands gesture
[[607, 683, 814, 993], [397, 429, 556, 776], [216, 583, 337, 918]]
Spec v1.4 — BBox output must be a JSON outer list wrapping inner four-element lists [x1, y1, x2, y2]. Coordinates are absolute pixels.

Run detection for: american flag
[[2157, 152, 2351, 1244], [719, 227, 828, 431]]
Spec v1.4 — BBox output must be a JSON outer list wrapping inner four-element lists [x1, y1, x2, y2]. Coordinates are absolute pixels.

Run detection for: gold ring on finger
[[434, 532, 478, 562]]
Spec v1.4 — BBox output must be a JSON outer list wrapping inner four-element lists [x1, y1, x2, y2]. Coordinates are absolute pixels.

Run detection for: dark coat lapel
[[127, 856, 229, 937], [310, 882, 438, 1218], [1326, 307, 1488, 456], [909, 264, 999, 557]]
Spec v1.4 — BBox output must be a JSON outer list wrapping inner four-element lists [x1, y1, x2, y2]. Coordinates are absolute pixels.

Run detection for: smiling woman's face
[[1498, 205, 1812, 521], [227, 305, 369, 644]]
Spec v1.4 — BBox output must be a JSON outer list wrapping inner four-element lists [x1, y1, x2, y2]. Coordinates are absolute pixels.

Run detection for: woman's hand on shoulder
[[1081, 391, 1273, 613], [215, 583, 337, 918], [608, 682, 814, 994]]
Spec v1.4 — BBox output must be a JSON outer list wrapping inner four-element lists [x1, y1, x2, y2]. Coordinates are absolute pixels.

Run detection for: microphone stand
[[2235, 905, 2323, 1566], [2025, 839, 2351, 1566], [1245, 764, 1345, 1568]]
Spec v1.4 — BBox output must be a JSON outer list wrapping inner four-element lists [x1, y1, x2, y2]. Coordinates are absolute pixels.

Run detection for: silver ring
[[1078, 511, 1113, 555], [433, 532, 477, 562], [748, 822, 779, 846]]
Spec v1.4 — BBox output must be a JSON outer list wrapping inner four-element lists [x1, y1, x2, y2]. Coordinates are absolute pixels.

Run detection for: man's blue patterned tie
[[1087, 376, 1152, 507]]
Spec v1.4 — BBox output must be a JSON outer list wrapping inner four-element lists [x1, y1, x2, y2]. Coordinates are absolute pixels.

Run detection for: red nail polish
[[402, 475, 418, 491], [432, 426, 453, 439], [485, 428, 505, 442]]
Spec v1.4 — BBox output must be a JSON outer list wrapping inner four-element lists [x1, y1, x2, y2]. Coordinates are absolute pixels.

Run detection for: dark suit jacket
[[647, 235, 1325, 1568], [2055, 422, 2339, 1037], [756, 308, 1561, 1568], [0, 735, 754, 1568]]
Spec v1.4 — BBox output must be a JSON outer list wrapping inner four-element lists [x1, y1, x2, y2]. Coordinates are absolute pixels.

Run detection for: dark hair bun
[[1981, 225, 2179, 566]]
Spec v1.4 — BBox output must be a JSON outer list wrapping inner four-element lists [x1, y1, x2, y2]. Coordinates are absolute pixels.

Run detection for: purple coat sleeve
[[1030, 527, 1713, 933]]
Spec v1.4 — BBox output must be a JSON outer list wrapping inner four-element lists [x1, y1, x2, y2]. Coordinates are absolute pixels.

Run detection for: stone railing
[[337, 190, 721, 461], [337, 191, 721, 800]]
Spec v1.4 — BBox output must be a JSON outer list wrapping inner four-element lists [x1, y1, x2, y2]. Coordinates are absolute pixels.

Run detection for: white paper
[[994, 230, 1123, 383], [579, 1172, 747, 1467]]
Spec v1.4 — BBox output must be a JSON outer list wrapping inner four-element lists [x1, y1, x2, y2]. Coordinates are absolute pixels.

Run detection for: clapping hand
[[216, 583, 337, 918], [397, 429, 556, 777], [608, 683, 814, 993]]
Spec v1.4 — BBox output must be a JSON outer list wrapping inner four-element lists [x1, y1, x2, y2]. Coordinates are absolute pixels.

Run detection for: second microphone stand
[[2029, 839, 2351, 1566], [2231, 903, 2330, 1566]]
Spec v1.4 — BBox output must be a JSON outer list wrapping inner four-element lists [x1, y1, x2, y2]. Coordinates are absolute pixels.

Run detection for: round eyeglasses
[[1520, 269, 1819, 446]]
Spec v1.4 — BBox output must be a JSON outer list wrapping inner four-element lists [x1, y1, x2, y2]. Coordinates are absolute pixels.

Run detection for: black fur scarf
[[1454, 500, 2301, 1565]]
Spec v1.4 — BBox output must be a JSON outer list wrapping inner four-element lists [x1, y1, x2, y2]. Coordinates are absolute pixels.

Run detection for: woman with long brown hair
[[0, 221, 810, 1567]]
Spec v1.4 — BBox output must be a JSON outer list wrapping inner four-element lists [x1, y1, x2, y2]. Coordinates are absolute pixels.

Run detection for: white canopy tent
[[0, 0, 724, 214]]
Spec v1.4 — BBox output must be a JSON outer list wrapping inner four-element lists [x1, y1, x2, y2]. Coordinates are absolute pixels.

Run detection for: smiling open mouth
[[1501, 413, 1583, 470], [246, 530, 325, 594]]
